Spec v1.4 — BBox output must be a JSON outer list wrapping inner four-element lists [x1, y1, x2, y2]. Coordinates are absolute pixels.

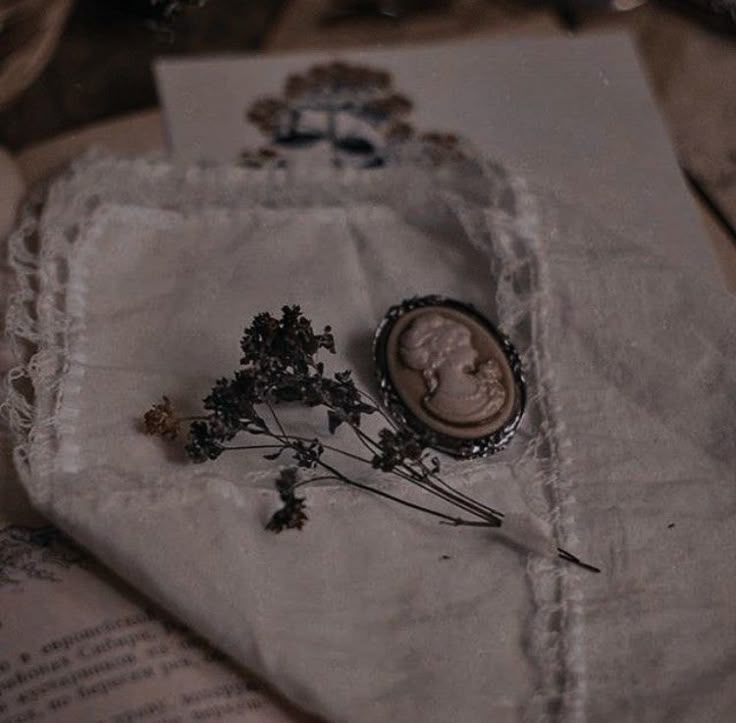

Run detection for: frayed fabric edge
[[3, 186, 74, 507], [489, 178, 586, 723]]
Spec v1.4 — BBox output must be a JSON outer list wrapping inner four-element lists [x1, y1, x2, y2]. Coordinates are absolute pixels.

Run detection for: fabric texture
[[5, 151, 736, 722], [540, 195, 736, 722]]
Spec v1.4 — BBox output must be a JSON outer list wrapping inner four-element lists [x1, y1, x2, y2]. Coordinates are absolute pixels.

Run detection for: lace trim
[[486, 179, 585, 723], [3, 185, 73, 504], [445, 174, 585, 721]]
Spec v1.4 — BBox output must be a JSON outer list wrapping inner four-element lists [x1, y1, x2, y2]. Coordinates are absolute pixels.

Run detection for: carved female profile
[[374, 296, 525, 458], [398, 312, 507, 426]]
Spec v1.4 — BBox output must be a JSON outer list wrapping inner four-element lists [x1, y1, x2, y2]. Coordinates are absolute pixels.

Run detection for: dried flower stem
[[142, 306, 599, 573], [227, 411, 599, 571], [312, 458, 499, 528]]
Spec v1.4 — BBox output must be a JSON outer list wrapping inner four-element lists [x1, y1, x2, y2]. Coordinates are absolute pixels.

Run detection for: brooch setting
[[374, 296, 525, 458]]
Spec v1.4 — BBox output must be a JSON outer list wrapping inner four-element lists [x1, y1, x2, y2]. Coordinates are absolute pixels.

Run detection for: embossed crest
[[373, 296, 525, 458]]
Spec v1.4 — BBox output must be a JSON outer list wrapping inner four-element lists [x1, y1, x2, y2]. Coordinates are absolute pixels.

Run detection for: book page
[[0, 521, 306, 723]]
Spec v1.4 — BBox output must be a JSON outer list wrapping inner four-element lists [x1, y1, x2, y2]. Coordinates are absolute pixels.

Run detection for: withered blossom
[[141, 307, 599, 573], [143, 396, 180, 439]]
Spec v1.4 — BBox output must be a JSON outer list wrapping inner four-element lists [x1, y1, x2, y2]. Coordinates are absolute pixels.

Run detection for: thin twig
[[320, 444, 374, 466], [346, 423, 383, 458], [557, 547, 601, 573], [423, 466, 504, 519], [252, 419, 495, 524], [358, 389, 400, 429], [389, 466, 498, 523], [315, 458, 498, 528], [393, 457, 503, 522], [338, 420, 503, 523], [294, 475, 342, 488], [216, 409, 598, 571], [221, 444, 284, 451], [265, 400, 289, 441], [273, 412, 503, 525]]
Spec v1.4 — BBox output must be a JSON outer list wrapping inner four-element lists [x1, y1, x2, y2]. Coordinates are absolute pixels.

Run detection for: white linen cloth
[[5, 152, 736, 722]]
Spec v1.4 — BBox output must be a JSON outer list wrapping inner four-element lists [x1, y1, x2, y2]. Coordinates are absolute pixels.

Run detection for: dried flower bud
[[143, 396, 180, 439], [276, 467, 300, 499], [372, 428, 424, 472], [266, 496, 308, 532]]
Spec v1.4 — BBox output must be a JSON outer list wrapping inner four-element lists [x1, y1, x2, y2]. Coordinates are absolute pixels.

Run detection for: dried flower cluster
[[266, 468, 308, 532], [142, 396, 180, 439], [143, 306, 598, 572]]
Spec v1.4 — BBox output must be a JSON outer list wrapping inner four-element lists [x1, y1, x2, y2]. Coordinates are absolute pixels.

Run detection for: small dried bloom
[[143, 396, 180, 439], [275, 467, 300, 499], [185, 420, 224, 462], [372, 428, 424, 472], [285, 439, 321, 470], [268, 468, 308, 532], [266, 496, 308, 532]]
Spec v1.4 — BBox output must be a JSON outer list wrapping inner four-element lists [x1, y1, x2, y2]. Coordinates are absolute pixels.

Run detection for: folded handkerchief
[[7, 153, 736, 722]]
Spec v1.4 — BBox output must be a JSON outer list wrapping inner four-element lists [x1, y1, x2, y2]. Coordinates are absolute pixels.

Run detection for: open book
[[0, 482, 304, 723]]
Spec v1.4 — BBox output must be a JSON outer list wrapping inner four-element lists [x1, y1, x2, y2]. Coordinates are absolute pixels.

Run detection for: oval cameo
[[374, 296, 525, 458]]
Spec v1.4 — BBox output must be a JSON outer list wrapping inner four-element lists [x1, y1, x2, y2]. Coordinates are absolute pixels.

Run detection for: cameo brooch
[[374, 296, 525, 458]]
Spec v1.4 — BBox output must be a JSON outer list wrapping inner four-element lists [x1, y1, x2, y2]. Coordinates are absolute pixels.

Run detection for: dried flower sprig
[[143, 396, 180, 439], [143, 306, 599, 573]]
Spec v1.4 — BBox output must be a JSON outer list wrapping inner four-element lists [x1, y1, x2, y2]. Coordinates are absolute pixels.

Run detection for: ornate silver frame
[[373, 295, 526, 458]]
